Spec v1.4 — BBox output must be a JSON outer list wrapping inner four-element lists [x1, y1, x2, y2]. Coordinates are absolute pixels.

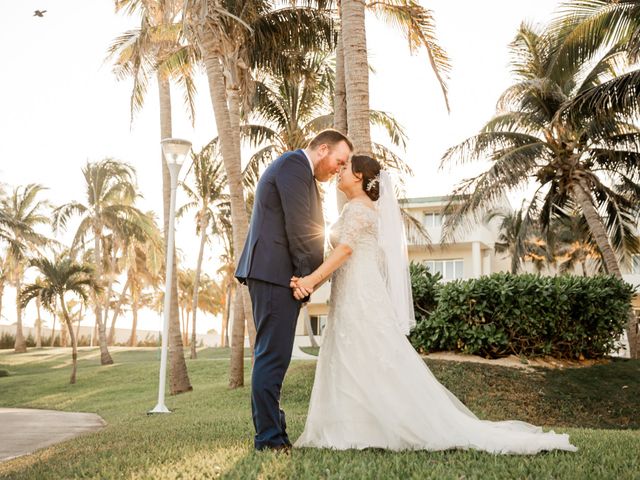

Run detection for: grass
[[0, 347, 639, 479]]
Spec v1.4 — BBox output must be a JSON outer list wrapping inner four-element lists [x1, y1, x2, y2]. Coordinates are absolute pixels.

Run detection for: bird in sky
[[33, 10, 47, 17]]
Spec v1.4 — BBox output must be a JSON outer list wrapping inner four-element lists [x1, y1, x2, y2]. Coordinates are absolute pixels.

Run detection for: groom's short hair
[[308, 129, 353, 151]]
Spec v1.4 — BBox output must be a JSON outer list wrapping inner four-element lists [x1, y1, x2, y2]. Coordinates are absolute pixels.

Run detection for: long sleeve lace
[[337, 201, 377, 250]]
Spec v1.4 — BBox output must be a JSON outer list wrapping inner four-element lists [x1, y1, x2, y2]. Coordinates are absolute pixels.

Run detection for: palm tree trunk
[[35, 298, 42, 348], [0, 282, 4, 324], [50, 299, 57, 347], [103, 247, 118, 344], [221, 284, 232, 348], [108, 278, 131, 345], [226, 85, 257, 352], [229, 288, 245, 388], [334, 11, 348, 134], [572, 181, 638, 358], [14, 275, 27, 353], [94, 231, 114, 365], [190, 213, 208, 359], [129, 291, 139, 347], [60, 296, 78, 385], [61, 321, 68, 348], [334, 20, 349, 211], [201, 43, 253, 387], [185, 310, 190, 347], [75, 303, 83, 342], [158, 72, 192, 394], [341, 0, 373, 157]]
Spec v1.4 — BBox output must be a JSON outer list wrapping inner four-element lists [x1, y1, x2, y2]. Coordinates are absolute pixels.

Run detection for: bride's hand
[[290, 275, 315, 300], [296, 275, 316, 293]]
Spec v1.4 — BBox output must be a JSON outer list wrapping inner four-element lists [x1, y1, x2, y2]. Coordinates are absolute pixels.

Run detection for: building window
[[309, 315, 327, 335], [423, 212, 443, 228], [633, 255, 640, 274], [425, 259, 464, 281]]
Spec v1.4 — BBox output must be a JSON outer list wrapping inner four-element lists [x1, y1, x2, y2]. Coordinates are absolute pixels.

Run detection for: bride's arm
[[292, 243, 352, 298]]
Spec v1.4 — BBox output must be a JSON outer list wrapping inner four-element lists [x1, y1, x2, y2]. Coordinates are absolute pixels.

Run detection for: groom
[[235, 129, 353, 451]]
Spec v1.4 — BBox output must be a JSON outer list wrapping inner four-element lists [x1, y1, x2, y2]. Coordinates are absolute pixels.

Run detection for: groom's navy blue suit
[[235, 149, 324, 450]]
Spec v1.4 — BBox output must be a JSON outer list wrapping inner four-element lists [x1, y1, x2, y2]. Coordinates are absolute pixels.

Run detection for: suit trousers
[[247, 278, 301, 449]]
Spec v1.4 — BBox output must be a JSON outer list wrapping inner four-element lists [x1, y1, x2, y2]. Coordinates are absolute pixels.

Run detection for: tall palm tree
[[20, 257, 100, 384], [178, 141, 227, 359], [1, 185, 51, 353], [182, 0, 335, 387], [52, 159, 146, 365], [441, 23, 640, 357], [110, 0, 196, 393], [337, 0, 451, 151]]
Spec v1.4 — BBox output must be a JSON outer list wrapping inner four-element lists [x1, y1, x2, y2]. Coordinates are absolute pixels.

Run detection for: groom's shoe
[[258, 444, 291, 455]]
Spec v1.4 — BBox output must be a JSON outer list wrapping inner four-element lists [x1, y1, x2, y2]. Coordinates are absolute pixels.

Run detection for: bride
[[290, 155, 577, 454]]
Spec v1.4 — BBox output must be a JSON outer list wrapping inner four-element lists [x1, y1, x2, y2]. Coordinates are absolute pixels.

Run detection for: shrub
[[1, 332, 38, 349], [409, 272, 635, 359], [0, 369, 9, 377], [409, 262, 441, 317], [0, 332, 15, 349]]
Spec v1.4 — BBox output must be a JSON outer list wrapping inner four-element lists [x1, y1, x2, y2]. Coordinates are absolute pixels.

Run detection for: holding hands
[[290, 275, 318, 301]]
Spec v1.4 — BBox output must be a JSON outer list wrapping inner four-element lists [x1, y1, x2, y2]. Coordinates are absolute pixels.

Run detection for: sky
[[0, 0, 563, 334]]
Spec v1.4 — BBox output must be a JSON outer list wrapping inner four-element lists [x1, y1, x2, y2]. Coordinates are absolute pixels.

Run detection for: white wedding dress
[[294, 200, 577, 454]]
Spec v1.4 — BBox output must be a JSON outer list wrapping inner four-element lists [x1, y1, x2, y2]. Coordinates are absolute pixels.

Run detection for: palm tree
[[485, 206, 550, 274], [177, 269, 224, 348], [53, 159, 147, 365], [106, 210, 163, 345], [241, 51, 411, 178], [20, 257, 100, 384], [337, 0, 451, 152], [441, 23, 640, 357], [1, 185, 51, 353], [549, 1, 640, 121], [178, 141, 227, 359], [110, 0, 198, 394], [182, 0, 336, 387], [549, 209, 604, 276]]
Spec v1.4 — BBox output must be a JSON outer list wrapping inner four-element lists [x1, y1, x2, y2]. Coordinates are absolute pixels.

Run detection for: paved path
[[291, 346, 318, 360], [0, 408, 106, 463]]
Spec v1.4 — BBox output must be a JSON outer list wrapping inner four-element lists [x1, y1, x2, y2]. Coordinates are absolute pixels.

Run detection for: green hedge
[[409, 265, 635, 359]]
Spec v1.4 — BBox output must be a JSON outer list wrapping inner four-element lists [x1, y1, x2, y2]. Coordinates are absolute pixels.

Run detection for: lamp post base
[[148, 403, 171, 414]]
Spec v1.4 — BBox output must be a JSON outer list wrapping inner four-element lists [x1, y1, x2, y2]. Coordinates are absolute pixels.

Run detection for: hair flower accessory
[[366, 175, 380, 192]]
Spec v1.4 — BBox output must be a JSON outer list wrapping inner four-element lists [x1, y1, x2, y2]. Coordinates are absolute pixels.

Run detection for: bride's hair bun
[[351, 155, 382, 201]]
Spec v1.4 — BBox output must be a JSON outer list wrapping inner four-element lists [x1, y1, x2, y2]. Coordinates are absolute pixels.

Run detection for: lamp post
[[149, 137, 192, 414]]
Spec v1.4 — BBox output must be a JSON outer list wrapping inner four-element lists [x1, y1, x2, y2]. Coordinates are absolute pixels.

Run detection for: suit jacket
[[235, 149, 325, 289]]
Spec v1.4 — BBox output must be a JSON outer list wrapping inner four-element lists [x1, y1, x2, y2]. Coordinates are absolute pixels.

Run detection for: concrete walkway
[[0, 408, 106, 463], [291, 346, 318, 360]]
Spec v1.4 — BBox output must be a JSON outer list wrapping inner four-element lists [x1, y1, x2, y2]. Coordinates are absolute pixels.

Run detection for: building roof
[[399, 195, 467, 205]]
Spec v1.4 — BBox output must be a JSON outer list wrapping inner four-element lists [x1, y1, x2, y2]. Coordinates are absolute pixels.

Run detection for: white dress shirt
[[302, 148, 314, 175]]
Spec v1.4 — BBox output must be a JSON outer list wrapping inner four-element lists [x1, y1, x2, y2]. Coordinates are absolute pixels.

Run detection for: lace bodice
[[329, 200, 378, 250]]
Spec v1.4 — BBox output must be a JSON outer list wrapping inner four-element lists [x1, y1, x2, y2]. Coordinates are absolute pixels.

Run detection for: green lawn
[[0, 347, 639, 479]]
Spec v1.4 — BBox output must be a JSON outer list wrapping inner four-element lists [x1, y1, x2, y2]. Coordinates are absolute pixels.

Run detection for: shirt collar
[[301, 148, 314, 174]]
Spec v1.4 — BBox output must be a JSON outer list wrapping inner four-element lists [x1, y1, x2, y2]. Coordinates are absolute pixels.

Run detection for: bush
[[409, 272, 635, 359], [0, 369, 9, 377], [0, 332, 15, 349], [1, 332, 38, 349], [409, 262, 441, 317]]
